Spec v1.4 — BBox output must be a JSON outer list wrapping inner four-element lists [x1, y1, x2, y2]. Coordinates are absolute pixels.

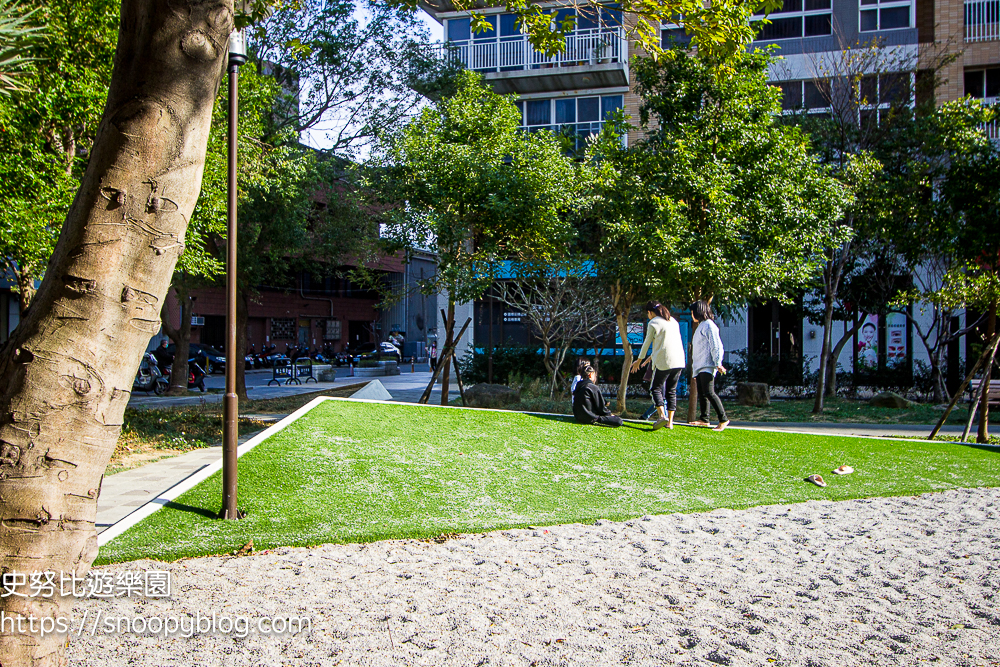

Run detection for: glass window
[[526, 100, 551, 126], [577, 5, 600, 30], [759, 16, 803, 39], [879, 6, 910, 29], [447, 18, 470, 42], [987, 68, 1000, 97], [968, 67, 1000, 99], [880, 73, 909, 104], [966, 70, 986, 98], [500, 13, 519, 36], [860, 0, 911, 32], [753, 0, 831, 40], [555, 99, 576, 124], [602, 95, 624, 118], [778, 81, 803, 110], [804, 80, 830, 108], [804, 13, 832, 35], [578, 97, 600, 122]]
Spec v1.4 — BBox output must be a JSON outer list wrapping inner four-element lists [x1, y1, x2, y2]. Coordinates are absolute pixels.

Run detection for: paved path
[[128, 367, 459, 408]]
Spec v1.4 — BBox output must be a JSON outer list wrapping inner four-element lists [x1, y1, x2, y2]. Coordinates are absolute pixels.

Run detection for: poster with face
[[886, 312, 907, 364], [857, 314, 879, 367]]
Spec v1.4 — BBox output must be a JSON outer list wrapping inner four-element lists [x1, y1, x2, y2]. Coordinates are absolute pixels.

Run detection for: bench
[[968, 379, 1000, 408]]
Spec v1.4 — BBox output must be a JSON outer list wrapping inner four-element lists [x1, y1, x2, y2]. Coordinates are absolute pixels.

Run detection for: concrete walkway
[[100, 379, 981, 538]]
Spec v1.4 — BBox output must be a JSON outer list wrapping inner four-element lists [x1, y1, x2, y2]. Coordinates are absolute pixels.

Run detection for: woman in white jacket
[[630, 301, 686, 430], [689, 300, 729, 431]]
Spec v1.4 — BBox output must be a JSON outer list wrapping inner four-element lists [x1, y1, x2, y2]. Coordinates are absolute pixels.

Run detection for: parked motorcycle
[[133, 352, 168, 395]]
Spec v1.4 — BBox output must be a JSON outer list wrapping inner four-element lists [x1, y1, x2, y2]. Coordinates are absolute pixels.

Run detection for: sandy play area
[[68, 487, 999, 666]]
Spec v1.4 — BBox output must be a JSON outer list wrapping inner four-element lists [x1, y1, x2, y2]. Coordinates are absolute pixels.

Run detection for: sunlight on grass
[[98, 399, 1000, 564]]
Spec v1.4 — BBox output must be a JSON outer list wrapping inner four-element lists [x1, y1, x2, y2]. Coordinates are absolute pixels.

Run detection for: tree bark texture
[[825, 319, 862, 398], [813, 293, 835, 413], [0, 2, 231, 664], [160, 283, 192, 396], [977, 299, 997, 444]]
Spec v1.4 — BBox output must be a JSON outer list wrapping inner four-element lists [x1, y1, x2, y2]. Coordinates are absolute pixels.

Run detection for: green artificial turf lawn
[[97, 399, 1000, 564]]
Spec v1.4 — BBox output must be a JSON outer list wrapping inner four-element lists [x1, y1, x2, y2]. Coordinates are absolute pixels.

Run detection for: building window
[[516, 94, 624, 145], [270, 318, 295, 340], [860, 0, 912, 32], [753, 0, 833, 40], [965, 66, 1000, 101], [776, 79, 832, 112]]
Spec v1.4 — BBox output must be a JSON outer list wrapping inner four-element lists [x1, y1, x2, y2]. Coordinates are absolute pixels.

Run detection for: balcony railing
[[965, 0, 1000, 41], [438, 27, 626, 73]]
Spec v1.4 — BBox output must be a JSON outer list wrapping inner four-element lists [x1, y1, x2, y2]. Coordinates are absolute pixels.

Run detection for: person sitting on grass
[[573, 363, 623, 428], [689, 300, 730, 431]]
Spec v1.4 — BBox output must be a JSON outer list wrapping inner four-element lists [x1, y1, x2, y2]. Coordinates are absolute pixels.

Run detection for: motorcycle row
[[132, 342, 339, 395]]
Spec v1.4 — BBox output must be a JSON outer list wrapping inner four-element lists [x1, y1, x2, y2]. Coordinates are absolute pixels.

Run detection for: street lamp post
[[221, 29, 247, 521]]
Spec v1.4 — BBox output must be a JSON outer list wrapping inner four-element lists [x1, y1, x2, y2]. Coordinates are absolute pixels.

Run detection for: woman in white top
[[689, 299, 730, 431], [630, 301, 686, 430]]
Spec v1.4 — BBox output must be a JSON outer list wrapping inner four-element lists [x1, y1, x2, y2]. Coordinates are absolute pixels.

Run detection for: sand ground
[[68, 487, 1000, 666]]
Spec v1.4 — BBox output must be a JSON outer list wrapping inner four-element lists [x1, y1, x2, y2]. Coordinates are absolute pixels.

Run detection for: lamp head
[[228, 29, 247, 68]]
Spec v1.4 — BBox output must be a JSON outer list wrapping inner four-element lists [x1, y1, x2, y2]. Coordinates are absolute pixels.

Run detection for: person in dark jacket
[[573, 363, 623, 427], [151, 340, 174, 375]]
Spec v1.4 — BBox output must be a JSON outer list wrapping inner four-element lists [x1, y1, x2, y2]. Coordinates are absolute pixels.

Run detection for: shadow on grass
[[524, 412, 658, 432], [162, 500, 219, 520]]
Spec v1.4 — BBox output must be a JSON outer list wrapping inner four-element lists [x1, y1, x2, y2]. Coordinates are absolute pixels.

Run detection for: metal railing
[[965, 0, 1000, 41], [438, 27, 626, 73]]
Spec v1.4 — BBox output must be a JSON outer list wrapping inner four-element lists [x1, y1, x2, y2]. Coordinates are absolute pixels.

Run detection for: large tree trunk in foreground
[[0, 2, 231, 664]]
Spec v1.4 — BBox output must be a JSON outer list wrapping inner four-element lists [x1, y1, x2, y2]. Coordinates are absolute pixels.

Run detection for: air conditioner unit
[[191, 316, 205, 326]]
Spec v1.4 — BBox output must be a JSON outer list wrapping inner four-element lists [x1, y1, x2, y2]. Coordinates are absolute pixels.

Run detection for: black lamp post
[[221, 29, 247, 520]]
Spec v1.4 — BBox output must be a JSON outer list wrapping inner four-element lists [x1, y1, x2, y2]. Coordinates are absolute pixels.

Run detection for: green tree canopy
[[373, 70, 580, 401], [589, 47, 851, 411]]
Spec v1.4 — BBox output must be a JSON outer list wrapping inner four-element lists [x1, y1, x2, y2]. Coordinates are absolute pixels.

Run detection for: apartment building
[[422, 0, 991, 387]]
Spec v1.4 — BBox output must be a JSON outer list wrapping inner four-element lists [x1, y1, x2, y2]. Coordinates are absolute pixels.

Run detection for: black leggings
[[594, 414, 624, 427], [696, 372, 728, 423], [651, 368, 683, 411]]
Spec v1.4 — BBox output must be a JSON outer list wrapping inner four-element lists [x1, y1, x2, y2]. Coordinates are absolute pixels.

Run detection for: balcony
[[965, 0, 1000, 42], [437, 27, 629, 94]]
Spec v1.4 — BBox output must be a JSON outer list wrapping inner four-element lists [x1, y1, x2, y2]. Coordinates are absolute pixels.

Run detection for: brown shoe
[[689, 420, 710, 427], [653, 419, 669, 431], [713, 420, 730, 432]]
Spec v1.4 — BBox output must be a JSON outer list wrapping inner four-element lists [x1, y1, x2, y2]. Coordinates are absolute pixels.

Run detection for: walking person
[[573, 363, 623, 427], [689, 300, 730, 431], [630, 301, 686, 430]]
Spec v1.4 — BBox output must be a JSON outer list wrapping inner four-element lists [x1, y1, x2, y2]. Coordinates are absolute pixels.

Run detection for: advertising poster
[[886, 312, 907, 365], [857, 314, 879, 368]]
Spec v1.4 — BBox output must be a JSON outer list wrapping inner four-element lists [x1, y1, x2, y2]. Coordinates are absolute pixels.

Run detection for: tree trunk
[[0, 3, 230, 664], [160, 283, 192, 396], [977, 299, 997, 444], [440, 301, 454, 406], [610, 283, 632, 415], [236, 284, 249, 401], [825, 319, 862, 398], [813, 293, 835, 413]]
